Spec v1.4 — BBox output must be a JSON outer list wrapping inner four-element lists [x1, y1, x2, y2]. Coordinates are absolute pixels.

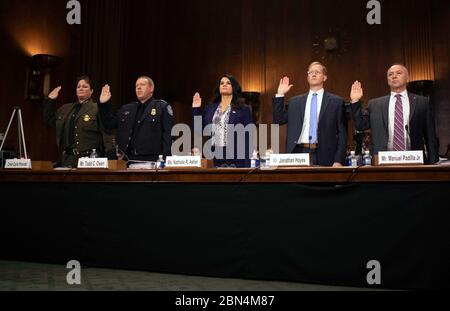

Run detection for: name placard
[[166, 156, 202, 168], [377, 151, 424, 165], [269, 154, 310, 167], [77, 158, 109, 169], [4, 159, 32, 169]]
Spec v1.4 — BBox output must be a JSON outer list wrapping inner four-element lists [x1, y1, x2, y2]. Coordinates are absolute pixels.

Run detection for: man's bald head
[[387, 64, 410, 93]]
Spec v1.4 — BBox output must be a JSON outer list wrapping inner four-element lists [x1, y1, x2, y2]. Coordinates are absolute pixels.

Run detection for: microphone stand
[[405, 124, 411, 150]]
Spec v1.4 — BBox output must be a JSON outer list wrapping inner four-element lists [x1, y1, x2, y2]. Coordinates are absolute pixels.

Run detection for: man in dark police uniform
[[99, 76, 174, 162]]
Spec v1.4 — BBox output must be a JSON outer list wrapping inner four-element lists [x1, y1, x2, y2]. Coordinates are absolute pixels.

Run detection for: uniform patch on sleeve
[[167, 105, 174, 116]]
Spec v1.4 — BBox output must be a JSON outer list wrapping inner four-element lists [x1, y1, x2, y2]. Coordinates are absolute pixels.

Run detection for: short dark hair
[[76, 75, 92, 89]]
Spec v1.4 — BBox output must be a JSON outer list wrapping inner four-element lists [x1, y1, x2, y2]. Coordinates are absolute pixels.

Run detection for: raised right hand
[[350, 81, 363, 103], [48, 86, 62, 100], [100, 84, 112, 104], [192, 92, 202, 108], [277, 77, 293, 96]]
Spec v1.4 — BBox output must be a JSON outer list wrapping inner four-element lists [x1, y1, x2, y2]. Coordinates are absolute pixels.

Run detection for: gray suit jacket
[[350, 93, 439, 164]]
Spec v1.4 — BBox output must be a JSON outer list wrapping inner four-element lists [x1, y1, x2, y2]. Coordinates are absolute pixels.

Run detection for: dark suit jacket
[[272, 92, 347, 166], [99, 98, 174, 158], [193, 103, 254, 167], [350, 93, 439, 164]]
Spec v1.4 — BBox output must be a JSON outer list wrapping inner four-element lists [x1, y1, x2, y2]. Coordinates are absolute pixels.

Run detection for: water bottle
[[90, 149, 98, 158], [263, 149, 273, 168], [363, 150, 372, 166], [156, 155, 165, 169], [265, 156, 271, 167], [260, 156, 266, 168], [251, 150, 260, 168], [348, 151, 357, 167], [260, 154, 269, 168], [192, 148, 201, 157]]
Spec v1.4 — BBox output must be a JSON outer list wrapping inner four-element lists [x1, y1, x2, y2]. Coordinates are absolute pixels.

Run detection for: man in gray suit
[[350, 64, 439, 164]]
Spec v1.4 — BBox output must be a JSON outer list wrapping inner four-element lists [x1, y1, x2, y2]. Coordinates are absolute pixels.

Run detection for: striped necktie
[[393, 94, 406, 151]]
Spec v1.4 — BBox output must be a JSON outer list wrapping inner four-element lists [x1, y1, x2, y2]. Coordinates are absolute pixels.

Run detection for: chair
[[440, 144, 450, 159]]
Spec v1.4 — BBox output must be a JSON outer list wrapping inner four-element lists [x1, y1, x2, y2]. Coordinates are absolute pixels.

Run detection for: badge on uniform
[[167, 105, 174, 117], [150, 109, 157, 116], [83, 115, 91, 122]]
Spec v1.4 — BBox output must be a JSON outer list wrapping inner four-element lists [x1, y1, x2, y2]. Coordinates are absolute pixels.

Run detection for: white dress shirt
[[388, 90, 411, 151]]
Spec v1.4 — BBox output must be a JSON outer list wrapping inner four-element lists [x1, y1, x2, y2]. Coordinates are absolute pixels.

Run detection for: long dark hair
[[211, 74, 246, 109]]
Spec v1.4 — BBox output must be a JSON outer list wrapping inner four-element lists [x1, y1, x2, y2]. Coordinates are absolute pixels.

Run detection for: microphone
[[308, 135, 315, 166], [112, 137, 119, 158], [404, 124, 411, 151]]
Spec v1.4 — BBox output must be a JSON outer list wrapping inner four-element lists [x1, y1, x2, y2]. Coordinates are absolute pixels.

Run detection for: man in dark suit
[[349, 64, 439, 164], [272, 62, 347, 166], [99, 76, 174, 162]]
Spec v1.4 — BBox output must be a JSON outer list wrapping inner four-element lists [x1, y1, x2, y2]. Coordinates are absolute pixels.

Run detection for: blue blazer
[[273, 92, 347, 166], [193, 103, 254, 167]]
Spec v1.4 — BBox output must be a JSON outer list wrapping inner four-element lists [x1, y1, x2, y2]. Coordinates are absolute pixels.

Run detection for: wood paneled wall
[[403, 0, 435, 81], [1, 0, 448, 161], [431, 0, 450, 155], [0, 0, 81, 161]]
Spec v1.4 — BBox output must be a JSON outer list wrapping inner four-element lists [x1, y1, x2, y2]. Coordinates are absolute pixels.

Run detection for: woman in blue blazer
[[192, 74, 254, 168]]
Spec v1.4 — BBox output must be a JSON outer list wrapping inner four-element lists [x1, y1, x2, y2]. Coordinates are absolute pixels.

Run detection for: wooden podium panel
[[1, 165, 450, 183]]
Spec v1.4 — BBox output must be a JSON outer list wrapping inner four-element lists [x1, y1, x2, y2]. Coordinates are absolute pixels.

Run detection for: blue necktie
[[309, 93, 318, 143]]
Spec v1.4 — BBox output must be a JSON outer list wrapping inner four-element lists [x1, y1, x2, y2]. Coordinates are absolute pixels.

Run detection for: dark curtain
[[79, 0, 128, 152], [80, 0, 126, 103]]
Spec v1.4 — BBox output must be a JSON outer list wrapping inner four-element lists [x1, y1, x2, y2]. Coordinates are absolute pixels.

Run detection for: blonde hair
[[137, 76, 155, 87], [308, 62, 328, 75]]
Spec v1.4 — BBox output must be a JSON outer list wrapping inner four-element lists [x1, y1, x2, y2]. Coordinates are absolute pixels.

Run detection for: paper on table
[[128, 161, 157, 170]]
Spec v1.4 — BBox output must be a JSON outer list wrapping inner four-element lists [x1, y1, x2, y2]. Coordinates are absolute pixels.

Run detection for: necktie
[[309, 93, 318, 143], [393, 94, 406, 151]]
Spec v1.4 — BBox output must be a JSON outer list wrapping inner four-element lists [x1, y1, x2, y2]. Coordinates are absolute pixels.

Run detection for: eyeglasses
[[307, 70, 324, 76]]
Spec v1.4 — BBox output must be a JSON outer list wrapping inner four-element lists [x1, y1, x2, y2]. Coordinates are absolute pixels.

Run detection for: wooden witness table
[[1, 161, 450, 183], [1, 160, 450, 290]]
